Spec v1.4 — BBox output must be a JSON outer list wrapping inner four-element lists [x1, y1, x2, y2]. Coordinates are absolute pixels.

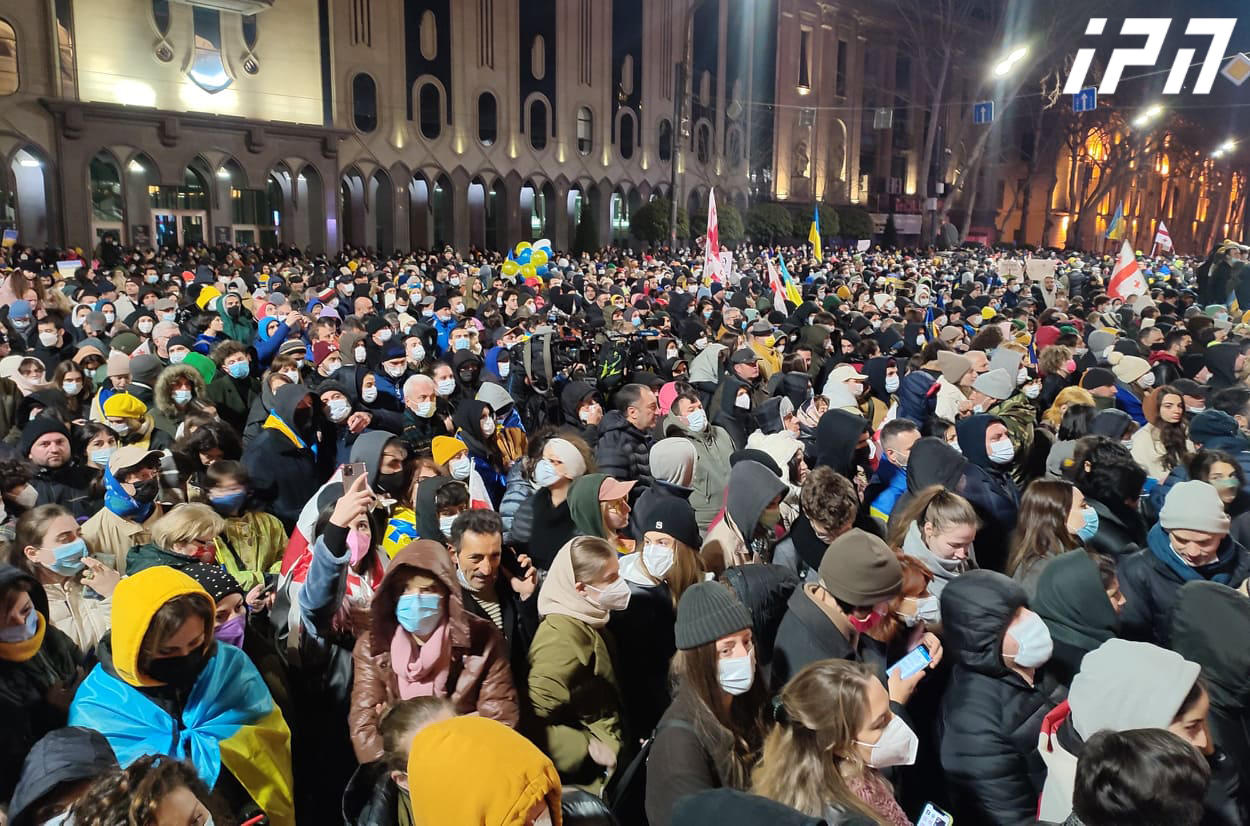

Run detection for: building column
[[451, 167, 471, 252]]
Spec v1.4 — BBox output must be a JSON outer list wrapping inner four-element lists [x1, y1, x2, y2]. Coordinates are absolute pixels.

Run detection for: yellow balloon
[[531, 249, 549, 268], [501, 260, 520, 276], [521, 263, 538, 279], [515, 241, 532, 256]]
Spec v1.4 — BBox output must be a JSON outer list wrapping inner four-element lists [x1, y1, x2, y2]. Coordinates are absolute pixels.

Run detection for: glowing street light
[[1213, 139, 1237, 158], [1132, 104, 1164, 128], [992, 46, 1029, 77]]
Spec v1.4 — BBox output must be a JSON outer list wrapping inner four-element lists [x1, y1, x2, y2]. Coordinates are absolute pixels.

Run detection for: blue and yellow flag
[[1105, 202, 1126, 241], [777, 254, 804, 306], [808, 206, 822, 262]]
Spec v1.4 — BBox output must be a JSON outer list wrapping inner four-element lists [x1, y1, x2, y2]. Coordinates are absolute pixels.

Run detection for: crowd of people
[[0, 234, 1247, 826]]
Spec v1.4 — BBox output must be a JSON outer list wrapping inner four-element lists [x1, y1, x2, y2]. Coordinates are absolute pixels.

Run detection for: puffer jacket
[[939, 571, 1066, 826], [347, 540, 520, 763], [1117, 523, 1250, 646], [662, 410, 735, 530], [721, 562, 798, 672], [595, 410, 653, 485], [1082, 496, 1147, 558], [896, 369, 939, 424], [153, 362, 209, 431], [42, 577, 112, 653]]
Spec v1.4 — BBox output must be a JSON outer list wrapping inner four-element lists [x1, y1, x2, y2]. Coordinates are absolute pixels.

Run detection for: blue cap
[[9, 300, 31, 319]]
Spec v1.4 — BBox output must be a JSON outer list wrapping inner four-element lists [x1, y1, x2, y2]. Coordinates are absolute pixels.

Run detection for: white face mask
[[436, 378, 456, 396], [450, 456, 472, 480], [385, 363, 406, 378], [481, 418, 496, 436], [643, 543, 675, 578], [439, 514, 457, 536], [13, 484, 38, 509], [734, 394, 751, 410], [327, 398, 351, 422], [38, 331, 58, 347], [685, 409, 707, 433], [884, 374, 900, 393], [378, 328, 394, 343], [717, 650, 755, 696], [587, 577, 631, 611], [1023, 382, 1041, 399], [110, 421, 131, 437], [854, 714, 919, 768], [899, 595, 941, 627], [579, 404, 598, 424], [415, 400, 435, 418], [283, 369, 301, 385], [1016, 367, 1029, 385], [408, 344, 427, 363], [947, 439, 962, 454], [498, 362, 511, 378], [354, 345, 367, 363], [989, 438, 1015, 464], [667, 347, 679, 360], [1005, 610, 1054, 668], [361, 385, 379, 403], [62, 381, 81, 396], [1138, 372, 1156, 389]]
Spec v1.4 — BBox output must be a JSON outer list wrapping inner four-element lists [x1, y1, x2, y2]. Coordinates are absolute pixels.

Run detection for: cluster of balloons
[[501, 238, 554, 280]]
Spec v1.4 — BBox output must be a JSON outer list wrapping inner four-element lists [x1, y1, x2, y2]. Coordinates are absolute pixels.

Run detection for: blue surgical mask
[[0, 610, 38, 643], [453, 337, 470, 351], [396, 592, 443, 636], [172, 389, 193, 405], [210, 490, 247, 515], [631, 316, 643, 327], [89, 446, 116, 468], [227, 361, 250, 379], [533, 458, 560, 487], [1076, 505, 1099, 542], [46, 537, 88, 576]]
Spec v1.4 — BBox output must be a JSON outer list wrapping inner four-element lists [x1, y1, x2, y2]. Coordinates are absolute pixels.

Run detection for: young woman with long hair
[[887, 485, 979, 610], [1007, 479, 1094, 596], [753, 659, 915, 825], [1131, 385, 1193, 483]]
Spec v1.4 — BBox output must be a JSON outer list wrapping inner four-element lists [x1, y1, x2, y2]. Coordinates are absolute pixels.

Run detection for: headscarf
[[536, 538, 611, 628]]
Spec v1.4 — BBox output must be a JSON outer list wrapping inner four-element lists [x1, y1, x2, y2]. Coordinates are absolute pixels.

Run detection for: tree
[[836, 205, 874, 240], [883, 212, 899, 248], [746, 203, 794, 244], [690, 203, 746, 245], [630, 198, 689, 243], [788, 204, 840, 239], [573, 206, 599, 255]]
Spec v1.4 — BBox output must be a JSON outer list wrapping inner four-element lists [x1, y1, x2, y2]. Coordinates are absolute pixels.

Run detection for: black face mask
[[459, 369, 479, 385], [294, 408, 314, 434], [226, 305, 242, 319], [145, 647, 209, 688], [132, 478, 159, 504], [375, 469, 408, 498]]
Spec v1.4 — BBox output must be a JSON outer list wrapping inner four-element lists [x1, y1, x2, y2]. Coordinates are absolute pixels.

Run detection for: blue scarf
[[1147, 523, 1234, 584], [102, 466, 154, 522]]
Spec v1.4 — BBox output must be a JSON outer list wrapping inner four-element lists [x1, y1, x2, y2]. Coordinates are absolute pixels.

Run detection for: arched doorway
[[486, 179, 505, 252], [340, 169, 366, 249], [89, 151, 124, 245], [431, 173, 453, 250], [368, 169, 393, 252], [409, 174, 431, 250], [467, 177, 487, 250], [8, 147, 56, 247], [150, 162, 209, 248], [610, 186, 632, 243], [295, 165, 325, 253], [224, 160, 283, 249]]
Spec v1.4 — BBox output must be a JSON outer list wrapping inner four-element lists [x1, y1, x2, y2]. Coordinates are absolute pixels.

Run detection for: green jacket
[[662, 411, 736, 531], [526, 613, 623, 790], [124, 542, 198, 576], [214, 511, 287, 590]]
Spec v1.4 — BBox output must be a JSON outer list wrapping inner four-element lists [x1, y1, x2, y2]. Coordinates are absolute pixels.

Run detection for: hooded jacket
[[1030, 551, 1119, 687], [954, 415, 1021, 573], [702, 460, 787, 573], [1118, 523, 1250, 645], [663, 409, 736, 530], [710, 374, 758, 450], [595, 409, 654, 485], [689, 344, 728, 404], [1171, 581, 1250, 802], [560, 380, 602, 446], [812, 408, 868, 478], [348, 540, 520, 763], [243, 384, 333, 531], [453, 399, 509, 505], [0, 566, 82, 803], [938, 571, 1065, 826], [527, 540, 624, 788], [7, 725, 118, 826], [153, 362, 209, 430]]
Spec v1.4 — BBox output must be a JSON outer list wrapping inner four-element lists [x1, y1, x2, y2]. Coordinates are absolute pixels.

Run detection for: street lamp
[[992, 46, 1029, 77], [1213, 140, 1237, 158], [1132, 104, 1164, 128]]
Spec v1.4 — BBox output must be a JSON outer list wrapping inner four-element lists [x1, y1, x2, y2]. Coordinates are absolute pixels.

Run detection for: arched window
[[619, 111, 636, 160], [418, 83, 441, 140], [695, 123, 711, 164], [0, 20, 16, 96], [188, 7, 231, 93], [658, 119, 673, 162], [478, 92, 497, 146], [353, 73, 378, 132], [152, 0, 171, 36], [529, 99, 548, 151], [576, 107, 593, 155], [726, 126, 742, 167]]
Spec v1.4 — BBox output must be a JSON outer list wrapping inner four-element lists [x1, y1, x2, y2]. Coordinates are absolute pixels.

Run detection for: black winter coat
[[594, 410, 653, 484], [461, 574, 539, 701], [939, 571, 1066, 826], [607, 579, 676, 737], [722, 563, 798, 675], [242, 385, 335, 532], [772, 584, 886, 689]]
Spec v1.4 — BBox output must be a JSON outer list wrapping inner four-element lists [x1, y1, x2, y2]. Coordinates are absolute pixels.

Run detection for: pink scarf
[[390, 621, 452, 700]]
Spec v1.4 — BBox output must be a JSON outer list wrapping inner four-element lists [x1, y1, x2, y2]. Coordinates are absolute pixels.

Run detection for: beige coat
[[1130, 423, 1193, 483], [42, 578, 111, 652], [81, 505, 164, 573]]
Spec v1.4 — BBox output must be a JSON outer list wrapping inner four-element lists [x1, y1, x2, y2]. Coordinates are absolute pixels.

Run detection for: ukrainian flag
[[808, 206, 823, 262], [777, 254, 804, 306], [1105, 202, 1126, 241], [69, 567, 295, 826]]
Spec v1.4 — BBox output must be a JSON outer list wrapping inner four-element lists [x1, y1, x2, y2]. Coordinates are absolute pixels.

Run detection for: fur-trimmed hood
[[153, 362, 209, 418]]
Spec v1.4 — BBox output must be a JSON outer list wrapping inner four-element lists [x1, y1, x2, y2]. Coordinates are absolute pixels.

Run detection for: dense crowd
[[0, 234, 1248, 826]]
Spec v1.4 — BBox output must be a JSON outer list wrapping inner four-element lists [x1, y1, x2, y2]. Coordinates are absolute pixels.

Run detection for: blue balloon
[[536, 265, 549, 277], [517, 249, 532, 265]]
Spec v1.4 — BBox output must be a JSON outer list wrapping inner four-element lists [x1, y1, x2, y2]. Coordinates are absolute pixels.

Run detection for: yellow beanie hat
[[102, 392, 147, 419], [110, 567, 214, 688], [407, 716, 561, 826], [432, 436, 467, 468], [195, 285, 222, 310]]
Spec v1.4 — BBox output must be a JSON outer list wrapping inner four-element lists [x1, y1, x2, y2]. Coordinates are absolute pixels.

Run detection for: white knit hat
[[1160, 480, 1231, 535]]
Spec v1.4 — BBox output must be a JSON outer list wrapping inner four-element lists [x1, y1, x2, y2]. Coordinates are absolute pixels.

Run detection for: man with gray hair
[[401, 372, 451, 451], [151, 321, 180, 361]]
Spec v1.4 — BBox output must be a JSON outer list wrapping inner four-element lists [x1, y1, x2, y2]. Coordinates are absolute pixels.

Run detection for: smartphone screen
[[888, 644, 932, 680], [917, 803, 953, 826]]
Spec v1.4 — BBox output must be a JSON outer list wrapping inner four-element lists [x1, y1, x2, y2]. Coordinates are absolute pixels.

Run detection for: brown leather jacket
[[348, 540, 520, 763]]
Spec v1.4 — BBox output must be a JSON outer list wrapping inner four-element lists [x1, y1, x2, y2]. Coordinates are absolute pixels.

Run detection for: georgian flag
[[1109, 240, 1148, 300]]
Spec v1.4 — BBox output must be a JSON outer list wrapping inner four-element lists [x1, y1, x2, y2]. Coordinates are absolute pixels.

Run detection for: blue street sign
[[1073, 87, 1097, 113], [973, 101, 994, 125]]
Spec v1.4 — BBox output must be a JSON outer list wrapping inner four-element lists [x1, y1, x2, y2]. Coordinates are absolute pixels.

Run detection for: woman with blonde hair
[[887, 485, 978, 612], [568, 472, 637, 555], [123, 502, 226, 576], [1042, 386, 1095, 429], [752, 659, 916, 825]]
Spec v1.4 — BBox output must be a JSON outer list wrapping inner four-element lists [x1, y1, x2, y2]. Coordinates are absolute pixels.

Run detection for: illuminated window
[[188, 8, 231, 93], [577, 107, 593, 155], [0, 19, 17, 95]]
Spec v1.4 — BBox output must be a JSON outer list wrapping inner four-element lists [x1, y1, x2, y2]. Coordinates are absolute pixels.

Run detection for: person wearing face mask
[[153, 361, 209, 431], [450, 399, 510, 507], [400, 373, 453, 450], [1036, 638, 1217, 824], [1030, 550, 1124, 688], [101, 391, 172, 451], [511, 436, 588, 569], [645, 582, 773, 826], [243, 385, 335, 532], [405, 715, 563, 826], [348, 538, 519, 765], [212, 291, 257, 344], [527, 536, 628, 790], [202, 460, 286, 594], [702, 460, 789, 575], [953, 414, 1021, 573], [1070, 436, 1150, 559], [372, 341, 412, 409], [11, 503, 119, 651], [663, 392, 734, 530], [123, 502, 227, 576], [937, 570, 1065, 826], [889, 486, 979, 613], [753, 659, 917, 825], [560, 379, 605, 448], [1006, 479, 1096, 597], [610, 498, 705, 736], [4, 726, 120, 826], [205, 341, 253, 435], [1119, 480, 1250, 645], [0, 564, 86, 810], [1107, 351, 1154, 426], [68, 566, 296, 826], [80, 447, 165, 574], [747, 320, 782, 379]]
